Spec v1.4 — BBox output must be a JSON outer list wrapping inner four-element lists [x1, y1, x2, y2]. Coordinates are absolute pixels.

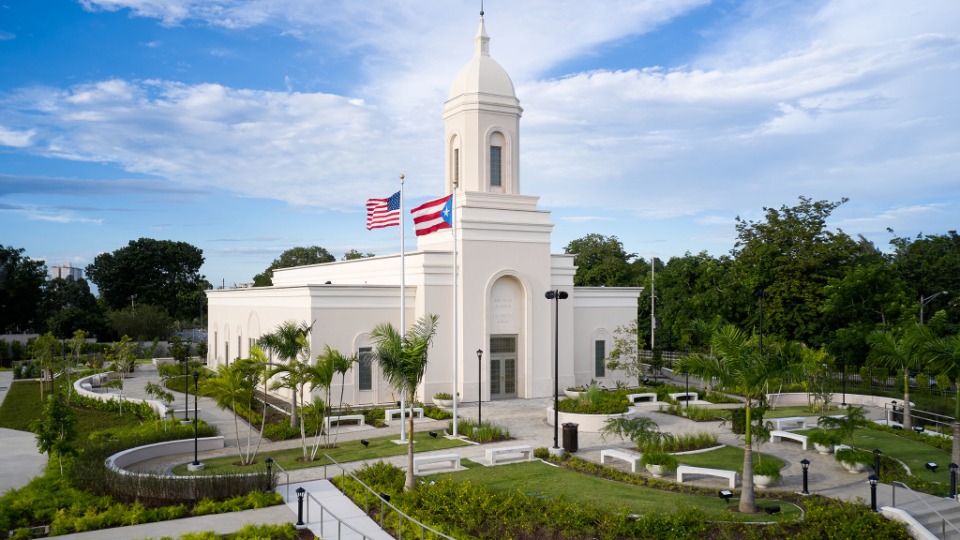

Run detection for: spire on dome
[[475, 17, 490, 56]]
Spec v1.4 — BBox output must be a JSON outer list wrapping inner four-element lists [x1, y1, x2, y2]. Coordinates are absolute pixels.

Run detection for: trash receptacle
[[562, 422, 579, 453]]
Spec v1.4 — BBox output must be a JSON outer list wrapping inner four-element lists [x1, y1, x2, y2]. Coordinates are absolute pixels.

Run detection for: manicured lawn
[[173, 431, 470, 475], [439, 460, 801, 522], [675, 444, 786, 472], [844, 428, 949, 483], [0, 380, 142, 437]]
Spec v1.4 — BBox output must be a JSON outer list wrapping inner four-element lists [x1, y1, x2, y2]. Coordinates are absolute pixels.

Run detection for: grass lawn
[[0, 380, 143, 437], [439, 460, 801, 522], [842, 428, 949, 483], [172, 431, 471, 475], [675, 444, 786, 472]]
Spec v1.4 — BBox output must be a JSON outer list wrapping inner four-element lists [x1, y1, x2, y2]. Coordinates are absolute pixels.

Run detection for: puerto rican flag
[[411, 194, 453, 236]]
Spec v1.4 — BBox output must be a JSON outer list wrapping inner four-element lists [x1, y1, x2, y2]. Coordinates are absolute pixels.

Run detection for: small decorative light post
[[265, 457, 273, 492], [950, 463, 958, 499], [868, 474, 879, 512], [873, 449, 883, 480], [188, 371, 203, 471], [800, 458, 810, 495], [476, 348, 483, 427], [295, 487, 306, 529], [183, 359, 190, 423]]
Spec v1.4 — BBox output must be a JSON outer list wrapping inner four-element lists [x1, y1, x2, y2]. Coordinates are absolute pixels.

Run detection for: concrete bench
[[772, 417, 806, 430], [324, 414, 366, 430], [600, 448, 642, 473], [412, 453, 460, 474], [770, 430, 808, 450], [626, 393, 658, 404], [485, 445, 534, 465], [385, 407, 424, 423], [669, 392, 698, 402], [676, 465, 737, 489]]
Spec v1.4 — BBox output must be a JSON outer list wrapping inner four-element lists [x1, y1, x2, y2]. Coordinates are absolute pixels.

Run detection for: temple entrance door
[[489, 335, 517, 399]]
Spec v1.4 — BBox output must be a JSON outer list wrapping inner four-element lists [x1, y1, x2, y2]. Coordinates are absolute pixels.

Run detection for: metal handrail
[[323, 454, 458, 540], [889, 480, 960, 537], [305, 491, 371, 540], [272, 461, 290, 502]]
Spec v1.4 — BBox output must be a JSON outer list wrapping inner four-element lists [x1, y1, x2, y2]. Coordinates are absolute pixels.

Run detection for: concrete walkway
[[0, 370, 48, 493]]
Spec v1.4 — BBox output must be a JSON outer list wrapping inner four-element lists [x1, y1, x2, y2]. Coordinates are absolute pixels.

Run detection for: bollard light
[[868, 474, 879, 512], [295, 487, 306, 528], [800, 458, 811, 495]]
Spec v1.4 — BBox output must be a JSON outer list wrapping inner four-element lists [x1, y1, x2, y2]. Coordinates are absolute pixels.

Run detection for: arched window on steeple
[[449, 134, 461, 191], [489, 131, 505, 189]]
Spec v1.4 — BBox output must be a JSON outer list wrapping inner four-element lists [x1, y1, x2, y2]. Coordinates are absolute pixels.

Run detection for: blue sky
[[1, 0, 958, 288]]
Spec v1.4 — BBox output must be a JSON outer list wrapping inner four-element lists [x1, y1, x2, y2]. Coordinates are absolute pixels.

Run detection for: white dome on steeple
[[447, 18, 516, 100]]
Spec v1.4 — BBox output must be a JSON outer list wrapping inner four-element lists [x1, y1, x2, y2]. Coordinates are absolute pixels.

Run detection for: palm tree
[[675, 324, 797, 514], [306, 345, 338, 460], [201, 358, 261, 464], [268, 333, 314, 461], [926, 333, 960, 464], [369, 314, 439, 491], [867, 323, 930, 431], [257, 321, 312, 428], [312, 346, 357, 449]]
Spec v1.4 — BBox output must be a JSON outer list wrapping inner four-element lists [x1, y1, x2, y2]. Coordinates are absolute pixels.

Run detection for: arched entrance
[[488, 276, 525, 399]]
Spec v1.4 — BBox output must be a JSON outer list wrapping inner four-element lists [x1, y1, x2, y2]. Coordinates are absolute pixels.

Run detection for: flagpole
[[399, 173, 407, 443], [452, 181, 459, 437]]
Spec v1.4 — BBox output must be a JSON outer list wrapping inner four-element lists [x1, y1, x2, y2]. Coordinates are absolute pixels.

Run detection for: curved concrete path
[[0, 371, 48, 494]]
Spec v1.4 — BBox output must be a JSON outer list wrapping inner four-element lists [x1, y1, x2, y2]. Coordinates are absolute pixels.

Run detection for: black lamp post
[[476, 349, 483, 427], [840, 353, 847, 407], [800, 458, 810, 495], [753, 289, 769, 355], [873, 449, 883, 480], [183, 359, 190, 423], [868, 474, 879, 512], [950, 463, 958, 499], [192, 371, 200, 467], [295, 486, 306, 528], [265, 457, 273, 491], [545, 290, 569, 451]]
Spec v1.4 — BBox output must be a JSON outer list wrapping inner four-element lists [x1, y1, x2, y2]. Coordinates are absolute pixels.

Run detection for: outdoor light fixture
[[914, 426, 924, 434], [295, 487, 306, 528], [360, 439, 369, 447], [950, 463, 958, 499], [873, 449, 883, 480], [800, 458, 811, 495], [190, 371, 201, 469], [764, 505, 781, 515], [868, 474, 879, 512], [380, 492, 391, 503], [477, 348, 483, 427], [429, 431, 438, 438], [545, 289, 569, 451], [718, 490, 733, 503], [926, 462, 938, 472]]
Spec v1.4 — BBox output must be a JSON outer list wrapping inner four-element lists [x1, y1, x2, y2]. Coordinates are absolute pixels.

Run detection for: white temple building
[[206, 17, 642, 407]]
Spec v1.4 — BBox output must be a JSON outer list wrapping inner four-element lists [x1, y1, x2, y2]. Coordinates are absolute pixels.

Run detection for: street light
[[182, 356, 191, 423], [545, 289, 569, 451], [920, 291, 949, 324], [476, 349, 483, 427]]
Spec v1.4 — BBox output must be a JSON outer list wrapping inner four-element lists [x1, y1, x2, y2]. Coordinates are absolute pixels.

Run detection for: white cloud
[[0, 126, 35, 147], [0, 31, 15, 41]]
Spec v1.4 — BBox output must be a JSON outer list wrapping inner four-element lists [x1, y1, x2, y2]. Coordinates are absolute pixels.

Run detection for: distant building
[[49, 263, 83, 280]]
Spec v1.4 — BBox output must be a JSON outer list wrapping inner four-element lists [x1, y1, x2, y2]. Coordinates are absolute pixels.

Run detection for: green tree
[[342, 249, 375, 261], [85, 238, 205, 321], [891, 231, 960, 324], [253, 246, 335, 287], [0, 245, 46, 332], [605, 320, 647, 386], [675, 325, 798, 513], [564, 234, 641, 287], [257, 321, 312, 428], [867, 324, 931, 430], [107, 335, 136, 381], [732, 197, 858, 344], [31, 392, 77, 475], [926, 333, 960, 464], [201, 356, 264, 465], [39, 277, 105, 338], [106, 304, 173, 341], [369, 314, 439, 491], [268, 333, 314, 461], [28, 332, 59, 400], [307, 346, 339, 459]]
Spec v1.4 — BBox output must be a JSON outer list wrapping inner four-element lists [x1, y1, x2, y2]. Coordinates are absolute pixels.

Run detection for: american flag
[[366, 191, 401, 230]]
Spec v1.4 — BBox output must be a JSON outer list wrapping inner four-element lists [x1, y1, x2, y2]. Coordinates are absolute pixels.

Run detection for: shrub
[[835, 448, 875, 467], [640, 450, 677, 470], [263, 422, 300, 441], [363, 407, 386, 427], [433, 392, 453, 400], [656, 432, 718, 453], [423, 405, 452, 420], [448, 418, 510, 443], [556, 390, 629, 414], [807, 429, 843, 447], [751, 459, 782, 479], [533, 447, 550, 459]]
